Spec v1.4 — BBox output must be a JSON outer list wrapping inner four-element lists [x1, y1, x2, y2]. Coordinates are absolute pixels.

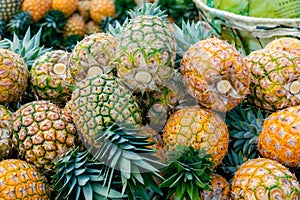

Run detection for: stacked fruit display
[[0, 2, 299, 200]]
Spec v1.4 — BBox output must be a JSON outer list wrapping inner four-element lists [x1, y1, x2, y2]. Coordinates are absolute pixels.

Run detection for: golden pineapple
[[78, 0, 91, 21], [12, 100, 80, 173], [245, 48, 300, 111], [52, 0, 78, 17], [30, 50, 74, 104], [85, 20, 101, 34], [201, 174, 231, 200], [63, 13, 86, 38], [68, 32, 117, 82], [265, 37, 300, 56], [0, 105, 12, 159], [0, 159, 50, 199], [258, 105, 300, 168], [231, 158, 300, 199], [90, 0, 116, 24], [180, 38, 250, 112], [22, 0, 51, 22], [0, 49, 28, 104], [162, 106, 229, 167]]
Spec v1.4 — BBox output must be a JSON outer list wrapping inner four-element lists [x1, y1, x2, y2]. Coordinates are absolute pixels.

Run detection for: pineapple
[[70, 74, 142, 148], [51, 148, 125, 199], [22, 0, 51, 22], [245, 48, 300, 111], [0, 49, 28, 104], [78, 0, 91, 22], [0, 159, 50, 199], [0, 0, 22, 21], [180, 37, 250, 112], [162, 106, 229, 167], [30, 50, 74, 104], [116, 3, 176, 93], [85, 20, 101, 34], [68, 32, 117, 82], [258, 105, 300, 168], [63, 13, 86, 38], [231, 158, 300, 199], [201, 174, 231, 200], [265, 37, 300, 56], [0, 105, 12, 159], [11, 100, 81, 173], [52, 0, 79, 17], [90, 0, 116, 24]]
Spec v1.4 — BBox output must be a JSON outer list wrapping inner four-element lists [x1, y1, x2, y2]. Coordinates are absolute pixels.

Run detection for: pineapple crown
[[174, 20, 214, 57], [225, 100, 270, 157], [90, 124, 164, 200], [0, 19, 6, 39], [7, 11, 32, 36], [160, 146, 214, 200], [52, 147, 126, 200], [105, 17, 128, 37], [127, 3, 168, 21], [0, 27, 51, 68]]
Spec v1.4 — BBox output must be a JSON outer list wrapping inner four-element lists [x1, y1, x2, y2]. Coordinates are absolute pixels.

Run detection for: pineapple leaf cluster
[[92, 124, 164, 200], [0, 27, 50, 68], [160, 146, 214, 200], [52, 147, 126, 200], [7, 11, 32, 37], [127, 3, 168, 21], [225, 101, 270, 157], [174, 20, 214, 57]]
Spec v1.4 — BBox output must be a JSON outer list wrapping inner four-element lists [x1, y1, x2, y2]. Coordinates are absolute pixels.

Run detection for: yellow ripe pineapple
[[0, 49, 28, 104], [78, 0, 91, 21], [245, 48, 300, 111], [63, 13, 86, 38], [201, 174, 231, 200], [0, 105, 12, 159], [258, 105, 300, 168], [52, 0, 78, 17], [0, 159, 51, 199], [30, 50, 74, 104], [85, 20, 101, 34], [12, 100, 81, 173], [163, 106, 229, 167], [90, 0, 116, 24], [22, 0, 51, 22], [231, 158, 300, 199], [265, 37, 300, 56], [180, 37, 250, 112]]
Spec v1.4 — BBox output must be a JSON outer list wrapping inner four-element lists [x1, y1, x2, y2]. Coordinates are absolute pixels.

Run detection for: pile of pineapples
[[0, 0, 139, 50], [0, 2, 300, 200]]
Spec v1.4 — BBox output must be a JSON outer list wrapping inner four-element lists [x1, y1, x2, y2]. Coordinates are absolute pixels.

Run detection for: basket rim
[[194, 0, 300, 23]]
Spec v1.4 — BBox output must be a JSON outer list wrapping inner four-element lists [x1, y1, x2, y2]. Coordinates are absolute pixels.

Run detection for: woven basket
[[193, 0, 300, 54]]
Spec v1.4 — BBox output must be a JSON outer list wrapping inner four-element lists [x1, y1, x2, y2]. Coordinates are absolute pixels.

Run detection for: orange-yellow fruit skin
[[22, 0, 52, 22], [180, 38, 250, 112], [64, 13, 86, 38], [201, 174, 231, 200], [265, 37, 300, 56], [52, 0, 79, 17], [90, 0, 116, 24], [258, 105, 300, 168], [0, 159, 51, 199], [163, 106, 229, 167], [231, 158, 300, 200]]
